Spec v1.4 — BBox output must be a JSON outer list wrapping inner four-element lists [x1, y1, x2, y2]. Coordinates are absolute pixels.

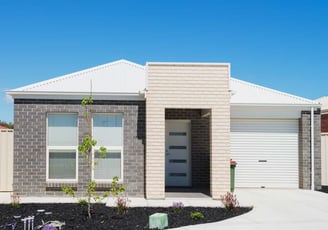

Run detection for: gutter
[[7, 90, 144, 96], [6, 91, 146, 100], [231, 103, 321, 108]]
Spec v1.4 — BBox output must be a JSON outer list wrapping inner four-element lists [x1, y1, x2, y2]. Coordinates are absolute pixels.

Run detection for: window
[[94, 151, 121, 179], [92, 114, 123, 181], [47, 114, 78, 181]]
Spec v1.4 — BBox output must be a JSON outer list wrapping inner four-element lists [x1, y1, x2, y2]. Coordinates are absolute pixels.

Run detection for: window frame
[[91, 113, 124, 183], [46, 113, 79, 183]]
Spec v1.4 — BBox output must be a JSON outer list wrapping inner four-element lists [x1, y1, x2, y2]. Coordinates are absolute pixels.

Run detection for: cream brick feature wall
[[146, 63, 230, 199]]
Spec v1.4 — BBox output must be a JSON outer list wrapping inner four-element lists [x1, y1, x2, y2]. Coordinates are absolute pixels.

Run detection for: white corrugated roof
[[8, 59, 146, 98], [8, 59, 319, 107], [315, 96, 328, 111], [230, 77, 319, 106]]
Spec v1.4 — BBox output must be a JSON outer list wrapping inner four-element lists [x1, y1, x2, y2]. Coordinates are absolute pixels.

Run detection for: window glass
[[48, 114, 78, 146], [94, 152, 121, 180], [49, 151, 76, 179], [93, 114, 123, 146], [47, 113, 78, 181]]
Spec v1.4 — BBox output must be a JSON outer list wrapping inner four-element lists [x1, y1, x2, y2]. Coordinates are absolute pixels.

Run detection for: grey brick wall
[[165, 109, 210, 188], [299, 110, 321, 190], [191, 119, 210, 187], [13, 99, 145, 197]]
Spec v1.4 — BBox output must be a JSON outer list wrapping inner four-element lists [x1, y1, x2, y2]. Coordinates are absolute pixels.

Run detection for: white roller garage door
[[231, 119, 299, 188]]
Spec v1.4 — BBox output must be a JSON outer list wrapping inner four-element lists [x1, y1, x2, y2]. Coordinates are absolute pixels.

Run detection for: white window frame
[[46, 113, 78, 183], [91, 113, 124, 183]]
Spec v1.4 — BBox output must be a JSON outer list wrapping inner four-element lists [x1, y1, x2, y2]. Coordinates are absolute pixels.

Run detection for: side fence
[[0, 129, 13, 192]]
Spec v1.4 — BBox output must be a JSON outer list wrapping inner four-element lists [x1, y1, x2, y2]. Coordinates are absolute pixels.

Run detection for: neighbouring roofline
[[315, 96, 328, 111]]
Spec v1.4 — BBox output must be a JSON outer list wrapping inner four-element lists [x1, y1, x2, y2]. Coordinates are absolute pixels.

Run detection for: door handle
[[258, 160, 267, 162]]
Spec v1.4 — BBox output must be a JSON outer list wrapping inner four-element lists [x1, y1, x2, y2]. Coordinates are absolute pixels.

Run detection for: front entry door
[[165, 120, 191, 187]]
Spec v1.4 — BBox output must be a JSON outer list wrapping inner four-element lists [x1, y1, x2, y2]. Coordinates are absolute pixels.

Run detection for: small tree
[[0, 120, 14, 129], [62, 96, 126, 218], [62, 96, 110, 218]]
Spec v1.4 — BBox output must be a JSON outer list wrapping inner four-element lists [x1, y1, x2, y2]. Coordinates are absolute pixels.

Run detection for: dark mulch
[[319, 186, 328, 193], [0, 203, 252, 229]]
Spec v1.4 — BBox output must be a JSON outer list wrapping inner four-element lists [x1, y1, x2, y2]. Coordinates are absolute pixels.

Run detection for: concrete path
[[172, 189, 328, 230], [0, 191, 222, 207]]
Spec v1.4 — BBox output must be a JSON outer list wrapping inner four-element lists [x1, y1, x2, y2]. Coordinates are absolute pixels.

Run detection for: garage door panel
[[231, 119, 299, 188]]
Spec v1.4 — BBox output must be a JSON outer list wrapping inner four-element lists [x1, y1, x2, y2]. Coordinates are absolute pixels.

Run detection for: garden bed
[[319, 186, 328, 194], [0, 203, 252, 229]]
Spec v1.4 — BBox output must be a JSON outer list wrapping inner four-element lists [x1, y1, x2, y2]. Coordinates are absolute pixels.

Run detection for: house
[[315, 96, 328, 187], [7, 59, 321, 199]]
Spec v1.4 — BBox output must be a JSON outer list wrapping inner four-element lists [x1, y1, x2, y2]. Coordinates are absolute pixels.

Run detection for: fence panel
[[321, 134, 328, 186], [0, 129, 13, 191]]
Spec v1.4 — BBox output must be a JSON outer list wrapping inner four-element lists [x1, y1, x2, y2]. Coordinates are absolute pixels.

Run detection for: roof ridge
[[17, 59, 145, 91], [230, 77, 319, 105]]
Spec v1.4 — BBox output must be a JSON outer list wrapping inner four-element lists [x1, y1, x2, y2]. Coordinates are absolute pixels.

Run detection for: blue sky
[[1, 0, 328, 122]]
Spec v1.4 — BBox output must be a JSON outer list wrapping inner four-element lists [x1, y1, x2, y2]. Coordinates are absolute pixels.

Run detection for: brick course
[[13, 99, 145, 197]]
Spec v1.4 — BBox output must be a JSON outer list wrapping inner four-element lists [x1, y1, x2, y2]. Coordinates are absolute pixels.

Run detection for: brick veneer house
[[321, 114, 328, 133], [7, 60, 321, 199], [316, 96, 328, 186]]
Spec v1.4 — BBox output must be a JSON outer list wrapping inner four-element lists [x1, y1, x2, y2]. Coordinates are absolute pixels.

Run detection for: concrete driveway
[[172, 189, 328, 230]]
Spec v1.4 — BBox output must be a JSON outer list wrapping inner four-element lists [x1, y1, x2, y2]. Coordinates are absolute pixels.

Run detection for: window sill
[[93, 181, 123, 191], [46, 182, 78, 191], [93, 179, 123, 184]]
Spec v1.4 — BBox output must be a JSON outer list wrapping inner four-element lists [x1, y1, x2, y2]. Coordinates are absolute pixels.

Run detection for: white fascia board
[[230, 102, 321, 108], [7, 91, 145, 101]]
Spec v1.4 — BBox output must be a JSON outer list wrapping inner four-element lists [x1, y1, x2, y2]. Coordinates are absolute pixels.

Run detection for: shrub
[[11, 193, 20, 208], [190, 211, 204, 220], [220, 192, 239, 211], [115, 197, 129, 215], [78, 199, 88, 207], [172, 201, 184, 213]]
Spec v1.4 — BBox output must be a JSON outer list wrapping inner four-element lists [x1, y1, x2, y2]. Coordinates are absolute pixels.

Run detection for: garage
[[231, 118, 299, 188]]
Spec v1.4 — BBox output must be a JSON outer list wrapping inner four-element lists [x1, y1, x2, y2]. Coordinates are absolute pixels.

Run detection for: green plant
[[172, 201, 184, 213], [110, 176, 125, 196], [10, 193, 20, 208], [61, 96, 108, 219], [190, 211, 204, 220], [0, 120, 14, 129], [78, 199, 88, 207], [220, 192, 239, 211], [62, 186, 75, 197]]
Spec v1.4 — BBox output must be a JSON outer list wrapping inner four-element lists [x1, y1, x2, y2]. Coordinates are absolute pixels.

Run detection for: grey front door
[[165, 120, 191, 187]]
